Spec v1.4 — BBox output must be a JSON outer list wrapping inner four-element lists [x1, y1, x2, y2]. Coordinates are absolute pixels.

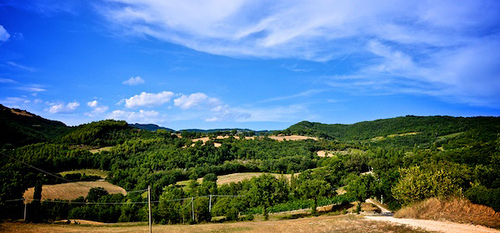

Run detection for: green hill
[[287, 115, 500, 141], [61, 120, 131, 146], [0, 104, 69, 148]]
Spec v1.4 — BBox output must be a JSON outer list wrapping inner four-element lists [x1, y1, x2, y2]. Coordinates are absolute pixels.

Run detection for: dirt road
[[365, 216, 500, 233]]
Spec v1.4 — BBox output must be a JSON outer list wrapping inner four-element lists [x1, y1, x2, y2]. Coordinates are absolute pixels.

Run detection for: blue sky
[[1, 0, 499, 130]]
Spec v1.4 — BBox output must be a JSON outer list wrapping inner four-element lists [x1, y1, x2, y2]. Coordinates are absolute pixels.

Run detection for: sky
[[1, 0, 499, 130]]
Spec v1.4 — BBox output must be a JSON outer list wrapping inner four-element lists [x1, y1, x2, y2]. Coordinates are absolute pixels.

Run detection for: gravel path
[[365, 216, 500, 233]]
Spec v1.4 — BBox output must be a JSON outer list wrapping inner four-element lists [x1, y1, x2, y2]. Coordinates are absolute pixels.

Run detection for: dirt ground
[[0, 215, 434, 233], [365, 216, 500, 233]]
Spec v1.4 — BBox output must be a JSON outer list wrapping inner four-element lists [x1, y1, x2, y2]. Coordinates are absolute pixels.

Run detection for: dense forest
[[1, 104, 499, 224]]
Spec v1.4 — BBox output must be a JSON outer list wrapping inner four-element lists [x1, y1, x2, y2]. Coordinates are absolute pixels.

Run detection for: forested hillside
[[287, 115, 500, 142], [0, 104, 68, 148], [1, 107, 499, 225]]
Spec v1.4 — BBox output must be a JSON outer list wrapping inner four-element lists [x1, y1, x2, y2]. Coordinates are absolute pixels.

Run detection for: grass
[[59, 169, 109, 178], [0, 215, 435, 233], [394, 197, 500, 229], [23, 181, 126, 203]]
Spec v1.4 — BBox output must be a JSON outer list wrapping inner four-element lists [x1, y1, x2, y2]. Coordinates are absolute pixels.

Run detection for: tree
[[346, 174, 376, 213], [157, 185, 185, 224], [298, 178, 332, 214], [247, 174, 288, 220], [27, 180, 43, 222], [86, 187, 109, 202]]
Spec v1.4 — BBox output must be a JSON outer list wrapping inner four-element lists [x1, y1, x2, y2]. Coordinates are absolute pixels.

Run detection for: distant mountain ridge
[[129, 123, 174, 132]]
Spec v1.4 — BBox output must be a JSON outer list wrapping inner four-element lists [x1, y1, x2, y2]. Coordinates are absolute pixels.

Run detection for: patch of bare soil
[[365, 216, 500, 233]]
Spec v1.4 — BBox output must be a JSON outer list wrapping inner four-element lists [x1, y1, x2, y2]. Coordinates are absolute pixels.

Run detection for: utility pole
[[148, 185, 152, 233], [209, 195, 212, 212], [191, 197, 195, 222]]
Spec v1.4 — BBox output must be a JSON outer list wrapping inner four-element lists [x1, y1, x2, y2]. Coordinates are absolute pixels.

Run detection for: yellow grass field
[[316, 149, 365, 157], [59, 169, 109, 178], [0, 215, 433, 233], [23, 181, 126, 203], [89, 146, 113, 154], [177, 172, 294, 187]]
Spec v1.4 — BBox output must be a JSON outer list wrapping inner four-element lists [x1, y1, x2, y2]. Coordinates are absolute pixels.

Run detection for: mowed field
[[177, 172, 293, 187], [23, 181, 126, 203], [0, 215, 434, 233]]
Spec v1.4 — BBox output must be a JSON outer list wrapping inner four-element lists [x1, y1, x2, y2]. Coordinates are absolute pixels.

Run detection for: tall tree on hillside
[[28, 178, 43, 222], [247, 174, 288, 220], [298, 178, 332, 215]]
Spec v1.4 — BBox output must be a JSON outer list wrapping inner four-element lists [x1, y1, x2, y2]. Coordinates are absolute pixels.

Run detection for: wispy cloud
[[234, 104, 313, 123], [17, 85, 46, 92], [260, 89, 326, 103], [122, 76, 145, 86], [85, 100, 109, 117], [174, 92, 221, 110], [98, 0, 500, 106], [0, 78, 17, 83], [47, 101, 80, 114], [0, 25, 10, 42], [107, 109, 165, 124], [6, 61, 36, 72]]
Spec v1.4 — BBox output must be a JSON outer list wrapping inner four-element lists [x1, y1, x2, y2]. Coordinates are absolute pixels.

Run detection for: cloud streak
[[99, 0, 500, 106]]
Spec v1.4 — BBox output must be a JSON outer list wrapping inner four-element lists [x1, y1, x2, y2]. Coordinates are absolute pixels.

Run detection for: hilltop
[[0, 104, 68, 148]]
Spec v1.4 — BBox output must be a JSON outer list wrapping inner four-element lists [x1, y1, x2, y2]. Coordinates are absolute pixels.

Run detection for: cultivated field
[[0, 215, 435, 233], [191, 135, 318, 147], [177, 172, 293, 187], [23, 181, 126, 203], [59, 169, 109, 178]]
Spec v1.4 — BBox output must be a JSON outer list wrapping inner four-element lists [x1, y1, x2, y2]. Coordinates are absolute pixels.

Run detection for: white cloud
[[0, 25, 10, 42], [123, 91, 174, 108], [173, 92, 221, 110], [122, 76, 145, 85], [85, 100, 109, 117], [87, 100, 98, 108], [48, 101, 80, 114], [107, 109, 164, 124]]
